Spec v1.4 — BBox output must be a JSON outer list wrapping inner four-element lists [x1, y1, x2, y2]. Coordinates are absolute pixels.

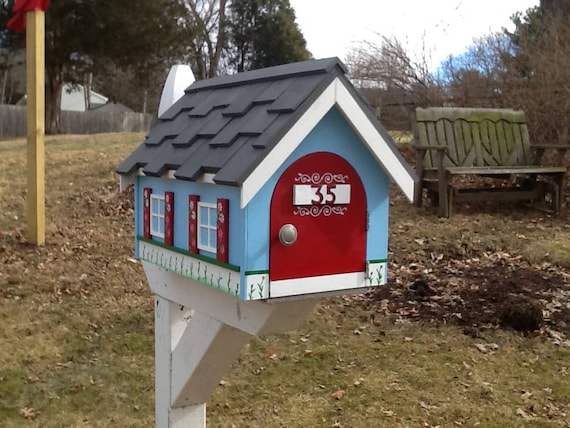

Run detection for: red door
[[270, 152, 367, 281]]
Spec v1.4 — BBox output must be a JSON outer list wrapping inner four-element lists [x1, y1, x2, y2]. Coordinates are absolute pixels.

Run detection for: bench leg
[[414, 183, 424, 207], [447, 187, 453, 217], [437, 176, 451, 217], [437, 186, 453, 218], [427, 189, 438, 206], [553, 185, 561, 213], [523, 175, 564, 213], [414, 149, 426, 208], [434, 152, 451, 217], [555, 173, 565, 212], [533, 174, 564, 213], [542, 174, 565, 213]]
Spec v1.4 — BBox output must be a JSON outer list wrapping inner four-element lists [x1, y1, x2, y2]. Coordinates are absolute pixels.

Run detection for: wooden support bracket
[[145, 262, 317, 428]]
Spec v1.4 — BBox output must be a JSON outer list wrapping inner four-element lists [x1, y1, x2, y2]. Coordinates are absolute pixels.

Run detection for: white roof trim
[[240, 77, 415, 208], [334, 79, 415, 201]]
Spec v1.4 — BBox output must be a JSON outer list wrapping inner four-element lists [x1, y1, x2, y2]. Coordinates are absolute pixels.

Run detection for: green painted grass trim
[[138, 236, 240, 272], [245, 270, 269, 275]]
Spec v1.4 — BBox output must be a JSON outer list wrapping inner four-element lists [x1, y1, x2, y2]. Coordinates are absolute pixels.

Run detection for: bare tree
[[345, 35, 446, 129], [180, 0, 228, 79], [93, 63, 167, 114], [438, 32, 511, 107], [346, 6, 570, 144]]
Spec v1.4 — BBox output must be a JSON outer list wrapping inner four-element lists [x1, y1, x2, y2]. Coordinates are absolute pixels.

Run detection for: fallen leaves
[[474, 343, 499, 354], [542, 402, 566, 420], [19, 407, 39, 420], [2, 139, 570, 427], [419, 401, 438, 412], [330, 389, 345, 400], [263, 347, 278, 360], [516, 407, 535, 421], [26, 375, 41, 383], [422, 422, 441, 428]]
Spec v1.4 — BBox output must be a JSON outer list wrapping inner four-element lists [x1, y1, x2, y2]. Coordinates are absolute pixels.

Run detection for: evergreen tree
[[228, 0, 310, 72], [504, 1, 570, 143]]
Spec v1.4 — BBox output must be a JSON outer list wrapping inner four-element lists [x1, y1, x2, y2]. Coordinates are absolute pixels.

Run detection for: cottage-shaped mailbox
[[118, 57, 415, 299], [117, 57, 416, 427]]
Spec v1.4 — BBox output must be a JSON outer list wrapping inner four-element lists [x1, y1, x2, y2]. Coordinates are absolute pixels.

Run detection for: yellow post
[[26, 10, 46, 245]]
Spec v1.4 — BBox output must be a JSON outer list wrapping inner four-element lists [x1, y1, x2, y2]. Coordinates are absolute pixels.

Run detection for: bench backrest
[[413, 107, 533, 170]]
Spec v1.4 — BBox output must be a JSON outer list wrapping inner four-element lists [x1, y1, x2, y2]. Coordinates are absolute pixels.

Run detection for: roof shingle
[[117, 58, 353, 185]]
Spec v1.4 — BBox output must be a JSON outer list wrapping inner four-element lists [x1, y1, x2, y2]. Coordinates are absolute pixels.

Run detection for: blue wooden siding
[[134, 177, 244, 268]]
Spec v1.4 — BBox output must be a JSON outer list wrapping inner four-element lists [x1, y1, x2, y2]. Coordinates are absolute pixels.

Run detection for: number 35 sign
[[293, 183, 351, 206]]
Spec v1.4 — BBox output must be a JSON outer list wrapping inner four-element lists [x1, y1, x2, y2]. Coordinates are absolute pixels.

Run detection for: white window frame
[[197, 202, 217, 253], [150, 194, 165, 239]]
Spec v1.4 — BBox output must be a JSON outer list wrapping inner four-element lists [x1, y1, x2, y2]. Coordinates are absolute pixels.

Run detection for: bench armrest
[[530, 144, 570, 150], [530, 144, 570, 164], [413, 144, 447, 181], [413, 145, 448, 173]]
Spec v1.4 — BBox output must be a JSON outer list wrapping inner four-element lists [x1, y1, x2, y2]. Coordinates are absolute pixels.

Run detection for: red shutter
[[143, 188, 151, 239], [188, 195, 199, 253], [216, 198, 229, 263], [164, 191, 174, 246]]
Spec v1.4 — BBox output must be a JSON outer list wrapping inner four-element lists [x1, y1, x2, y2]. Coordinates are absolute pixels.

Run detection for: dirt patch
[[378, 144, 570, 343], [360, 249, 570, 345]]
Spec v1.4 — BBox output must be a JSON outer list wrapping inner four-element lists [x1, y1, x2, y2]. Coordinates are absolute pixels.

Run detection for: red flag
[[7, 0, 50, 32]]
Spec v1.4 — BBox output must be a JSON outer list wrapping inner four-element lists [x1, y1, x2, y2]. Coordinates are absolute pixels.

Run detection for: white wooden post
[[155, 297, 207, 427], [146, 263, 316, 428]]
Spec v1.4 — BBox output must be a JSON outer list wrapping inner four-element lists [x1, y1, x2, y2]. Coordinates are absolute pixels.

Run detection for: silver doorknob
[[278, 224, 298, 246]]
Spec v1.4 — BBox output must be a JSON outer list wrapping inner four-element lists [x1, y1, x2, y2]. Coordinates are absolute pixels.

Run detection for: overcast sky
[[290, 0, 540, 68]]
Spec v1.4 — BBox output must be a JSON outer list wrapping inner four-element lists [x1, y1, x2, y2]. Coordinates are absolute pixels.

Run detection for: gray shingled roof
[[116, 57, 398, 187]]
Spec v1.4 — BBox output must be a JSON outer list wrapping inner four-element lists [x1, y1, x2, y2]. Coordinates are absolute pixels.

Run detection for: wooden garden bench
[[412, 107, 569, 217]]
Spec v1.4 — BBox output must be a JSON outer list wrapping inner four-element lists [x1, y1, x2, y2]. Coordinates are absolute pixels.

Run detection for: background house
[[60, 83, 108, 111], [0, 48, 24, 104], [16, 83, 117, 111]]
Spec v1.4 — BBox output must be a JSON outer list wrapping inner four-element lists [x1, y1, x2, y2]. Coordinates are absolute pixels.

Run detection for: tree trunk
[[143, 89, 148, 114], [211, 0, 227, 77], [1, 69, 7, 104], [84, 72, 92, 111], [45, 65, 63, 134]]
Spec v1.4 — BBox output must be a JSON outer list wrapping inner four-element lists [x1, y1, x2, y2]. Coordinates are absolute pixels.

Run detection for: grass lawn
[[0, 133, 568, 427]]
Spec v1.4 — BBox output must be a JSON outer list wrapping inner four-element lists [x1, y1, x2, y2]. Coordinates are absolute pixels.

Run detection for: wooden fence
[[0, 105, 154, 138]]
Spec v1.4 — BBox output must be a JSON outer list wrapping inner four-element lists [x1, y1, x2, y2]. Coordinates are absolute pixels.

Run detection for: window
[[198, 202, 217, 253], [150, 194, 165, 238]]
